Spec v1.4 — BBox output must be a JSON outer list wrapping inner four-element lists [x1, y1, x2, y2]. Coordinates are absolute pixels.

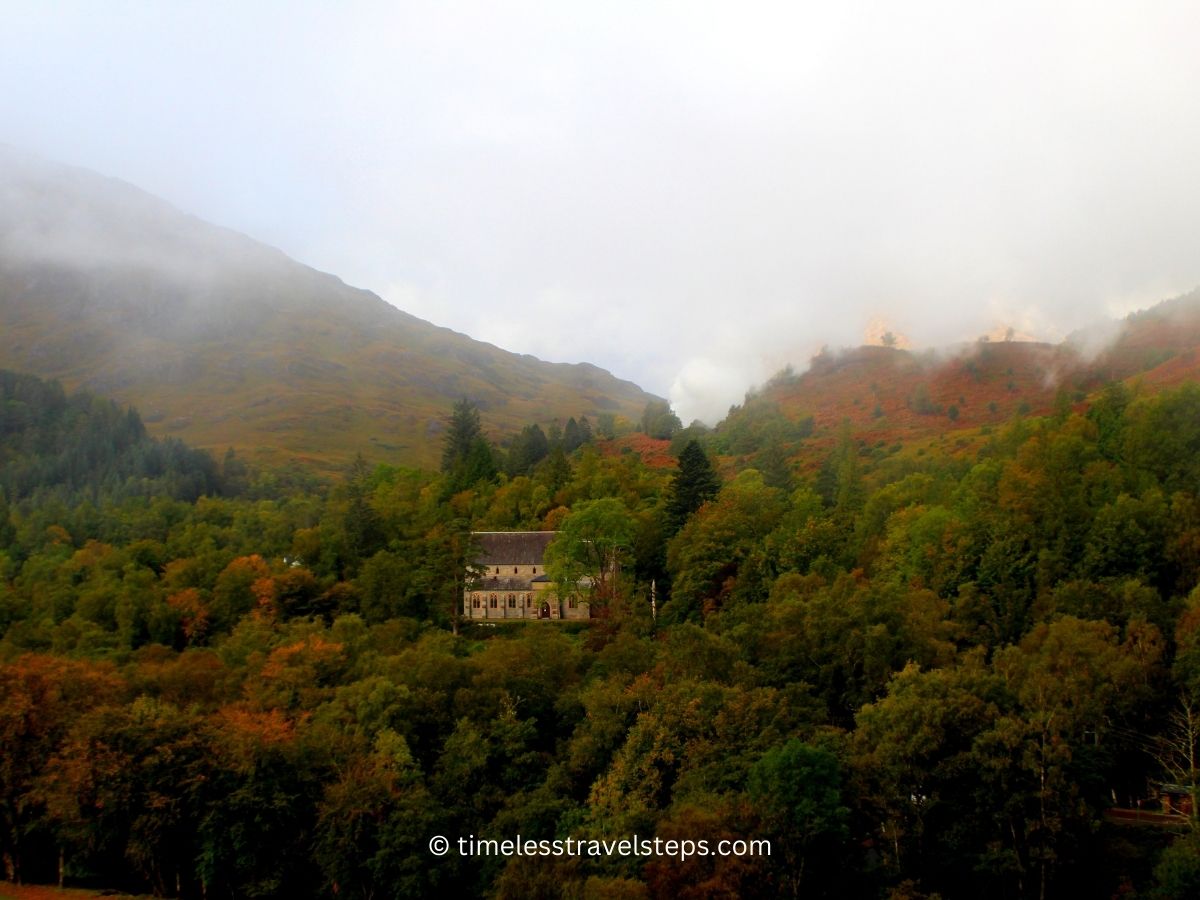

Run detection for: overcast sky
[[3, 1, 1199, 423]]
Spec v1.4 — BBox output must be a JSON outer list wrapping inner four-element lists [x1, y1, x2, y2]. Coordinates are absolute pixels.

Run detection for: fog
[[3, 1, 1199, 422], [0, 146, 289, 287]]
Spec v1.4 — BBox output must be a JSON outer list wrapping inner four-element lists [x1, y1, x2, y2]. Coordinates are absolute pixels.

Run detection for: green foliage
[[665, 470, 785, 620], [710, 397, 812, 456], [441, 399, 498, 493], [3, 376, 1200, 898], [665, 440, 720, 532], [749, 740, 848, 894], [640, 399, 682, 440], [545, 498, 637, 605], [0, 369, 222, 504], [506, 423, 550, 476], [1125, 383, 1200, 492]]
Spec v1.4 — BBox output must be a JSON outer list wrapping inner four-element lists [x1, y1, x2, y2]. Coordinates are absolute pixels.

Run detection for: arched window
[[489, 595, 498, 608], [514, 566, 518, 574], [567, 597, 577, 609], [507, 594, 516, 608], [472, 597, 481, 609]]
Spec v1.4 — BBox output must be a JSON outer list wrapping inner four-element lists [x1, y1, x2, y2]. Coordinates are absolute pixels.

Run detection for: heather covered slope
[[709, 290, 1200, 470], [0, 149, 658, 472]]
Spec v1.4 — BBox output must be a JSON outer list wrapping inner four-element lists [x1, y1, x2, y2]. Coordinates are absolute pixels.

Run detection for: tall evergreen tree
[[563, 417, 583, 453], [540, 446, 572, 494], [343, 453, 383, 568], [507, 424, 550, 476], [666, 439, 720, 531], [441, 398, 483, 474], [757, 440, 794, 492], [440, 399, 498, 494]]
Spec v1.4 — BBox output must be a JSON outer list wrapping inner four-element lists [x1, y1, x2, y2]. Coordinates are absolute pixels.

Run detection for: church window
[[508, 595, 516, 607], [489, 595, 497, 608]]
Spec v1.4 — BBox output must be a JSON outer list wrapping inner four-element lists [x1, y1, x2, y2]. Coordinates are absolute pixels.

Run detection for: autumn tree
[[665, 470, 786, 620]]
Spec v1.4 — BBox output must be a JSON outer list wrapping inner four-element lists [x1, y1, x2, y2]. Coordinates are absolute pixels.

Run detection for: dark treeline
[[3, 381, 1200, 897], [0, 370, 223, 504]]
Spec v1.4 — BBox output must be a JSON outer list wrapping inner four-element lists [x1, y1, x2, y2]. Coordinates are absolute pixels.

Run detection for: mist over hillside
[[0, 149, 659, 471]]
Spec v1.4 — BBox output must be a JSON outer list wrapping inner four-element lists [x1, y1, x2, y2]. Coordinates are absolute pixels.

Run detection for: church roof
[[471, 576, 536, 591], [472, 531, 556, 565]]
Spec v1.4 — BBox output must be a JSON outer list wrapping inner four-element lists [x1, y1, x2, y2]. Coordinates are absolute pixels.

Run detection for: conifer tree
[[666, 439, 720, 531], [563, 417, 583, 453], [441, 398, 483, 474]]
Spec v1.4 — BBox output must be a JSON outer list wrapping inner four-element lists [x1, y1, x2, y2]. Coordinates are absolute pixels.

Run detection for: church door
[[539, 601, 550, 619]]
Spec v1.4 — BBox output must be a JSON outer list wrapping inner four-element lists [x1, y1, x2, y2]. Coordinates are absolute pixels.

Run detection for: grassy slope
[[0, 154, 658, 473]]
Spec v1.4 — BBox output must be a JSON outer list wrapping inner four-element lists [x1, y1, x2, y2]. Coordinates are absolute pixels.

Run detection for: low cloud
[[2, 3, 1199, 424]]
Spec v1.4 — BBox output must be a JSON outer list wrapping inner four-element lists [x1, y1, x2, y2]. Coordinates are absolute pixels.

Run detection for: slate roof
[[471, 576, 536, 592], [473, 531, 556, 566]]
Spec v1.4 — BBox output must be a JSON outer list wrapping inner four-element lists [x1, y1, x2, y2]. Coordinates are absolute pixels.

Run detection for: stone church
[[463, 531, 590, 621]]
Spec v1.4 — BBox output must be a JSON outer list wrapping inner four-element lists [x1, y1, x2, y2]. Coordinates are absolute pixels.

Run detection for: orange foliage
[[252, 576, 278, 619], [602, 433, 676, 468], [167, 587, 210, 644], [259, 635, 346, 682], [213, 706, 298, 765], [222, 554, 272, 580]]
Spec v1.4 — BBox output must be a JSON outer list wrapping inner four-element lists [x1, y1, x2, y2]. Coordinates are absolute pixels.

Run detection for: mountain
[[710, 289, 1200, 470], [0, 148, 660, 472]]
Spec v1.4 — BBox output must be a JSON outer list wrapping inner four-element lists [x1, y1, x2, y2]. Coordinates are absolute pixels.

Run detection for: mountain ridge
[[0, 149, 660, 472]]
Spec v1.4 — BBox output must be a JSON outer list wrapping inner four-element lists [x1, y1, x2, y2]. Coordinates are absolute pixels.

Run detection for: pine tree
[[343, 453, 383, 567], [563, 417, 582, 453], [666, 440, 720, 531], [540, 446, 572, 493], [757, 440, 794, 492], [507, 424, 549, 476], [440, 400, 498, 493], [441, 398, 483, 473]]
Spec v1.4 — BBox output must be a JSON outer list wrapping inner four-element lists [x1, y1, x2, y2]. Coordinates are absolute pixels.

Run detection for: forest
[[3, 370, 1200, 898]]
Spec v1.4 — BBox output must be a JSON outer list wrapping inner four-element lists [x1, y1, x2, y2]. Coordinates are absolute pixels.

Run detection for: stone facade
[[463, 531, 590, 621]]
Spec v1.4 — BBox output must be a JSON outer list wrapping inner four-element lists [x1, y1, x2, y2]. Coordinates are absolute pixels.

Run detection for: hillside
[[0, 148, 659, 472], [711, 290, 1200, 470]]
